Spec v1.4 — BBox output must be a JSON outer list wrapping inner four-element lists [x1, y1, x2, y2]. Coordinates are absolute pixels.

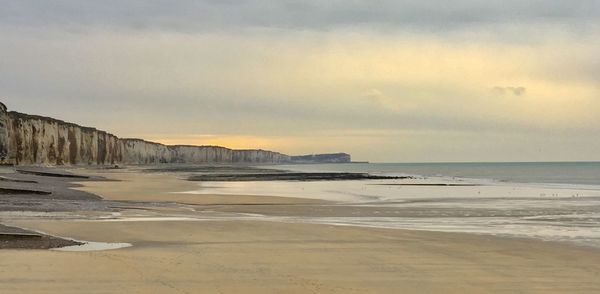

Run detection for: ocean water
[[268, 162, 600, 186], [184, 162, 600, 247]]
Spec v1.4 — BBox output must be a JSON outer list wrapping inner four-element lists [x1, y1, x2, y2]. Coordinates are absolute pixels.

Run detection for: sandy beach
[[0, 168, 599, 293]]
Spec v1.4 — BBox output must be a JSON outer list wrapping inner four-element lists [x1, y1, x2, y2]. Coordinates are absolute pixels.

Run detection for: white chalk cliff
[[0, 102, 350, 166]]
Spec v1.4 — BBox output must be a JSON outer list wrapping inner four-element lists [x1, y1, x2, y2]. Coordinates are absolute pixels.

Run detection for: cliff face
[[0, 104, 292, 166], [0, 103, 351, 166], [6, 111, 122, 165], [0, 103, 8, 163], [120, 141, 291, 165], [120, 139, 171, 164]]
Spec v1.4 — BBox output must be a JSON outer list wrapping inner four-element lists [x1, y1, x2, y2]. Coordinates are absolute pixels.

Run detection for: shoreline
[[73, 167, 600, 249], [4, 166, 600, 250]]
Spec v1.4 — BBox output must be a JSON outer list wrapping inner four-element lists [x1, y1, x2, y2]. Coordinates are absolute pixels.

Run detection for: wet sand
[[73, 169, 326, 205], [3, 219, 600, 293], [2, 168, 600, 293]]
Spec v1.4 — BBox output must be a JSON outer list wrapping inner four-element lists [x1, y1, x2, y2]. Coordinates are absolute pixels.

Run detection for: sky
[[1, 1, 599, 162]]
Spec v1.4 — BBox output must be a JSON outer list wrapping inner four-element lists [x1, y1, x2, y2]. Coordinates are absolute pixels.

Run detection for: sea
[[270, 161, 600, 186], [186, 162, 600, 247]]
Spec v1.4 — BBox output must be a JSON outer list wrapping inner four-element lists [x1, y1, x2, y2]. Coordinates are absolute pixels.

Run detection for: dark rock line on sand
[[0, 224, 82, 250], [0, 176, 38, 183], [371, 183, 481, 187], [188, 172, 409, 182], [16, 169, 90, 179], [0, 187, 51, 195]]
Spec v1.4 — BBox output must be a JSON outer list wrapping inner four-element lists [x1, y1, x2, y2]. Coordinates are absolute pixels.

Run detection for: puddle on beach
[[94, 216, 201, 222], [1, 222, 134, 252], [53, 241, 132, 252]]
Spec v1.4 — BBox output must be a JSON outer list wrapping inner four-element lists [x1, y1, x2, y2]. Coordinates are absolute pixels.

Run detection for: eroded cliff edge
[[0, 103, 350, 165], [0, 103, 9, 162]]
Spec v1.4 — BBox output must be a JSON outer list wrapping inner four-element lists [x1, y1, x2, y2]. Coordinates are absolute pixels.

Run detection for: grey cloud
[[492, 86, 527, 96], [0, 0, 599, 32]]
